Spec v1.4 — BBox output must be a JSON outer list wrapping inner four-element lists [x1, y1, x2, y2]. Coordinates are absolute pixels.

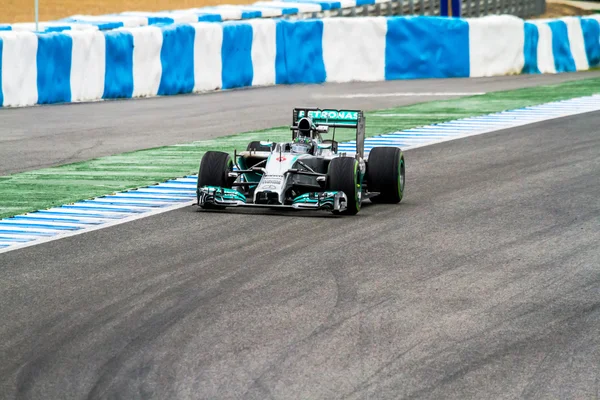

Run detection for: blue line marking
[[84, 200, 166, 207], [11, 216, 105, 225], [0, 229, 56, 236], [0, 237, 34, 243], [36, 211, 126, 219], [381, 133, 449, 138], [133, 190, 195, 196], [164, 180, 198, 185], [107, 195, 186, 201], [0, 222, 81, 231], [61, 205, 148, 213], [137, 188, 194, 193]]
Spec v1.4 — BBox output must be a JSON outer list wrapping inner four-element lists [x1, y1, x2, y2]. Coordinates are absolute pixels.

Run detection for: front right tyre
[[366, 147, 405, 204], [326, 157, 362, 215]]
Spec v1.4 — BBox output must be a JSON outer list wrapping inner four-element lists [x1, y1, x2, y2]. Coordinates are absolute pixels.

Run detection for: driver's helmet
[[292, 137, 313, 154]]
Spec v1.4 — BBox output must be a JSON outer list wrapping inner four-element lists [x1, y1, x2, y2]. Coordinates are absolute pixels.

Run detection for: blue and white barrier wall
[[0, 0, 398, 33], [0, 15, 599, 107]]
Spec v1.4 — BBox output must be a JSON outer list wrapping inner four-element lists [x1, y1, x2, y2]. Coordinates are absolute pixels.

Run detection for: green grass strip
[[1, 76, 600, 219]]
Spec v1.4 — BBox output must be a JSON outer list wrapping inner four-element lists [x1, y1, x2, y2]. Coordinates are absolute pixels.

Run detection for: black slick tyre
[[327, 157, 361, 215], [367, 147, 405, 204], [197, 151, 234, 209]]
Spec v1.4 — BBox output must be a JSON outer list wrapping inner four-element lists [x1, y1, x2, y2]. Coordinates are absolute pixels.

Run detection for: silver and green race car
[[196, 107, 405, 215]]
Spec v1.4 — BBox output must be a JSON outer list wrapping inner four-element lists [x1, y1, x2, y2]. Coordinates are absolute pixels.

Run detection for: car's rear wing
[[292, 107, 365, 158]]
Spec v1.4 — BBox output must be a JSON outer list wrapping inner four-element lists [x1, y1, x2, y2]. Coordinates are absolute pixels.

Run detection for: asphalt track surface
[[2, 70, 600, 175], [1, 110, 599, 399]]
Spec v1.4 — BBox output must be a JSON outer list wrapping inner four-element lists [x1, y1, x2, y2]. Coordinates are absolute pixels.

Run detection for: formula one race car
[[196, 107, 405, 215]]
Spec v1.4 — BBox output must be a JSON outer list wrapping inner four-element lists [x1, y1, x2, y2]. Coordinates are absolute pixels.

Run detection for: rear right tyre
[[367, 147, 405, 204]]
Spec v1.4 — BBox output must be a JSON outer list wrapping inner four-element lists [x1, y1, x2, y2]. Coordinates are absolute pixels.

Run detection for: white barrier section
[[11, 22, 98, 31], [322, 17, 387, 82], [125, 26, 163, 98], [193, 23, 223, 92], [534, 22, 557, 74], [68, 30, 106, 102], [339, 0, 359, 8], [254, 1, 323, 13], [67, 15, 149, 28], [468, 15, 525, 77], [561, 17, 590, 71], [197, 6, 244, 20], [249, 19, 277, 87], [241, 6, 284, 18], [0, 31, 38, 107]]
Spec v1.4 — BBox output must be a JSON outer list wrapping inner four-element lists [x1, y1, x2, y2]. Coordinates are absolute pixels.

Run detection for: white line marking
[[313, 92, 487, 99]]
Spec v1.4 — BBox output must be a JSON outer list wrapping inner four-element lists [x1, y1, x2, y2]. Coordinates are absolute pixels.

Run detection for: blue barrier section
[[37, 33, 72, 104], [441, 0, 462, 17], [158, 24, 196, 96], [276, 20, 326, 84], [581, 18, 600, 67], [0, 37, 3, 107], [275, 21, 288, 85], [523, 22, 540, 74], [103, 31, 134, 99], [548, 20, 576, 72], [62, 18, 124, 31], [385, 16, 469, 80], [241, 10, 262, 19], [44, 26, 72, 33], [221, 23, 254, 89], [197, 14, 223, 22], [148, 17, 175, 25]]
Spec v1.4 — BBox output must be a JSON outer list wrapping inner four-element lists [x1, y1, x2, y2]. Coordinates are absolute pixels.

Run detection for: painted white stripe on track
[[313, 92, 487, 99]]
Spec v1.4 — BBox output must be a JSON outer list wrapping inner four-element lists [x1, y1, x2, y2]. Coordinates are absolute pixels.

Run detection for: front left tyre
[[197, 151, 234, 209]]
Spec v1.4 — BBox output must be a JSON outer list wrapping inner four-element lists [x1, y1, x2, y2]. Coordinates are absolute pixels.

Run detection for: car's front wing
[[197, 186, 348, 212]]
